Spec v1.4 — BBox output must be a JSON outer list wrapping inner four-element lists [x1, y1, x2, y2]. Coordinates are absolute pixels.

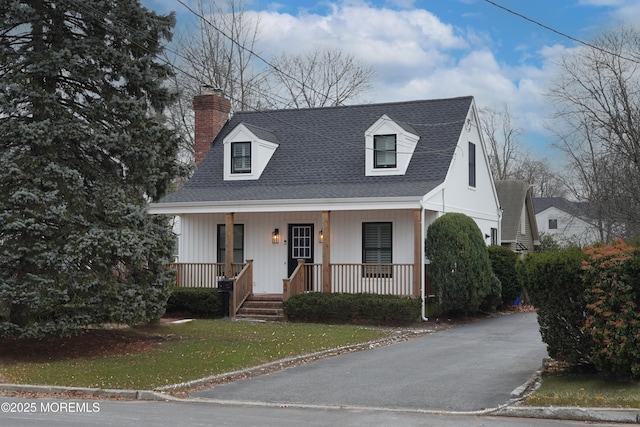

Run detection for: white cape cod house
[[149, 92, 502, 319]]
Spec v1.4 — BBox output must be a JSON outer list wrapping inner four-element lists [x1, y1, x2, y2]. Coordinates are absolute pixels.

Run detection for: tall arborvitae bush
[[425, 213, 497, 315], [519, 248, 593, 366], [582, 239, 640, 378]]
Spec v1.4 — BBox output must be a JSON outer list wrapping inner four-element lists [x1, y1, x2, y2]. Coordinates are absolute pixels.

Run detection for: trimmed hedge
[[519, 247, 592, 366], [583, 239, 640, 378], [165, 287, 223, 318], [283, 293, 421, 323], [425, 213, 496, 315], [488, 245, 521, 306]]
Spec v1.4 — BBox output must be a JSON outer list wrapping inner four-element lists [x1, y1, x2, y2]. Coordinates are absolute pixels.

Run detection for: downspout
[[420, 204, 428, 321]]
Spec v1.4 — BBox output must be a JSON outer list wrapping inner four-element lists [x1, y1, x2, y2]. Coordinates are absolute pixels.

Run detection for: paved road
[[0, 397, 622, 427], [193, 312, 547, 411]]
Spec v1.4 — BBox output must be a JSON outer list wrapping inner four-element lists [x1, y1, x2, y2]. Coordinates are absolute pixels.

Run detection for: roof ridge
[[234, 96, 475, 115]]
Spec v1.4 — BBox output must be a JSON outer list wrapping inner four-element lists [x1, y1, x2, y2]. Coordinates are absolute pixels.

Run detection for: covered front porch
[[167, 259, 418, 318]]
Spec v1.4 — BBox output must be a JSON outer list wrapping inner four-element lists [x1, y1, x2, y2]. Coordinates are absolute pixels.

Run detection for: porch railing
[[169, 262, 414, 300], [284, 261, 414, 301], [232, 260, 253, 316], [331, 263, 414, 295], [167, 263, 243, 288]]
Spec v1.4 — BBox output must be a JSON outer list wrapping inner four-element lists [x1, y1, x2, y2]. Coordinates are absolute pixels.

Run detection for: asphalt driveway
[[193, 312, 547, 411]]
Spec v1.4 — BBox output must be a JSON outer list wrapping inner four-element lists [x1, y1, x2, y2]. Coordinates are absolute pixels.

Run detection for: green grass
[[526, 373, 640, 408], [0, 320, 390, 390]]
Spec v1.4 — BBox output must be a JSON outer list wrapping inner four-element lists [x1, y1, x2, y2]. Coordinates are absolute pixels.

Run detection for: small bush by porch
[[283, 293, 421, 323]]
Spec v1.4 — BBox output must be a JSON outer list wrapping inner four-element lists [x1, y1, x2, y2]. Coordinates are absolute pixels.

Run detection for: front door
[[287, 224, 314, 277]]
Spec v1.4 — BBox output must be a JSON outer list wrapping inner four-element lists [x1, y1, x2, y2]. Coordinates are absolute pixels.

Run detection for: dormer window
[[365, 115, 419, 176], [374, 135, 397, 168], [231, 142, 251, 174], [223, 123, 278, 181]]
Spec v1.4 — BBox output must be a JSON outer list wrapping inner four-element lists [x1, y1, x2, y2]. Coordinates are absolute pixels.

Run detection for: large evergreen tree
[[0, 0, 182, 337]]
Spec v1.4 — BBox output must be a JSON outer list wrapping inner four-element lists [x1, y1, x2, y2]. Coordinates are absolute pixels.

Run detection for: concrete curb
[[0, 383, 179, 402], [493, 406, 640, 424]]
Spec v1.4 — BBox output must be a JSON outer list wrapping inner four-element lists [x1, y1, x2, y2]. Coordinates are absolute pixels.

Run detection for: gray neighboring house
[[533, 197, 601, 246], [495, 180, 539, 255]]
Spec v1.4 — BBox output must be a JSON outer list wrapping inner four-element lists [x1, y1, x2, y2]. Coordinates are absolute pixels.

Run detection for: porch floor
[[236, 294, 284, 321]]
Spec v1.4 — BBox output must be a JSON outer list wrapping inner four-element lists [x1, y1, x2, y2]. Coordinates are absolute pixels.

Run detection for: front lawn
[[526, 372, 640, 408], [0, 320, 391, 390]]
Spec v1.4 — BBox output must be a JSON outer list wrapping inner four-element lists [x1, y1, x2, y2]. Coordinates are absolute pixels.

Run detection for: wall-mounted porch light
[[318, 229, 324, 243], [272, 228, 280, 244]]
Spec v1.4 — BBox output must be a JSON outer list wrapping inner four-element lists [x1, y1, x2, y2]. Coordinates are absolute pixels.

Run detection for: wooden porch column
[[413, 209, 422, 297], [225, 212, 234, 278], [322, 210, 331, 293]]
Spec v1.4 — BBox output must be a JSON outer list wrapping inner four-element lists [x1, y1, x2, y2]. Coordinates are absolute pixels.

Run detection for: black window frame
[[231, 141, 251, 174], [468, 141, 476, 187], [548, 219, 558, 230], [491, 227, 498, 245], [362, 222, 393, 278], [374, 134, 397, 169], [217, 224, 245, 264]]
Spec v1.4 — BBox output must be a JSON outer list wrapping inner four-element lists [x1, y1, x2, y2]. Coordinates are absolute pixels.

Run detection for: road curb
[[493, 405, 640, 424], [0, 383, 178, 402]]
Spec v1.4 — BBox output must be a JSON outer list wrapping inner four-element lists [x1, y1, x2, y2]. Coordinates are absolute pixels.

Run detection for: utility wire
[[59, 0, 467, 156], [484, 0, 640, 65]]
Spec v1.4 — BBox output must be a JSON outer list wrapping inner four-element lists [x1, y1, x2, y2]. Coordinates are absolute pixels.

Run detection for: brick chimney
[[193, 88, 231, 167]]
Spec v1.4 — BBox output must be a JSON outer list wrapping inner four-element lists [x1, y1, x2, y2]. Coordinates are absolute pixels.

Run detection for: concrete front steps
[[235, 294, 284, 321]]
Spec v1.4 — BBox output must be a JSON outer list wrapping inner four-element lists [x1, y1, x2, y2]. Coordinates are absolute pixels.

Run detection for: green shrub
[[488, 245, 521, 306], [165, 287, 223, 318], [283, 293, 421, 323], [481, 274, 502, 312], [583, 239, 640, 378], [520, 247, 592, 366], [425, 213, 496, 315]]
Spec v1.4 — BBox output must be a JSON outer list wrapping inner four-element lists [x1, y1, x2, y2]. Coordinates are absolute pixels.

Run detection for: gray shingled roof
[[159, 97, 473, 204], [495, 180, 531, 242], [533, 197, 593, 219]]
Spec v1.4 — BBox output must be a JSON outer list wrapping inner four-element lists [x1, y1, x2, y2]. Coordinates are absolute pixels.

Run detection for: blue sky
[[142, 0, 640, 158]]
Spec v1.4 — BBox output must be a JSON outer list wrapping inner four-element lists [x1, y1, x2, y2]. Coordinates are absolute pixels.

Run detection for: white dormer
[[365, 115, 419, 176], [223, 123, 278, 181]]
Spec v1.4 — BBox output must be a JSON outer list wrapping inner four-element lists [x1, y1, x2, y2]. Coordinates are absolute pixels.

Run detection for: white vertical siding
[[421, 106, 501, 243], [178, 209, 418, 294], [330, 210, 415, 264]]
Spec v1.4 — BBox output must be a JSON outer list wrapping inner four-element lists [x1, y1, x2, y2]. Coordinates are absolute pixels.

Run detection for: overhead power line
[[483, 0, 640, 65]]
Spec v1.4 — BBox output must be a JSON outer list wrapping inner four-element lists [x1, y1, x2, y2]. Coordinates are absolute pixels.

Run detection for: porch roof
[[153, 96, 472, 209]]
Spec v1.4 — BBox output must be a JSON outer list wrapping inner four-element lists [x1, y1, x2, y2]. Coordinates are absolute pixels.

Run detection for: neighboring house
[[533, 197, 601, 246], [149, 91, 502, 318], [495, 180, 539, 255]]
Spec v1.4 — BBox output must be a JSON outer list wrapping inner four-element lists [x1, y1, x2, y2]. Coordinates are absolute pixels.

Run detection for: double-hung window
[[231, 142, 251, 174], [362, 222, 392, 278], [374, 135, 396, 168]]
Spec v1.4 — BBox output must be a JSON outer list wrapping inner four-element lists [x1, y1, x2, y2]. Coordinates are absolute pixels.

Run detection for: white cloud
[[220, 1, 628, 154]]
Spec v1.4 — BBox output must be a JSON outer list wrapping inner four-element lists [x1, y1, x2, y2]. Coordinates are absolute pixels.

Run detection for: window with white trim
[[231, 142, 251, 174], [374, 135, 397, 168], [362, 222, 392, 278], [468, 142, 476, 188], [365, 115, 419, 176]]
